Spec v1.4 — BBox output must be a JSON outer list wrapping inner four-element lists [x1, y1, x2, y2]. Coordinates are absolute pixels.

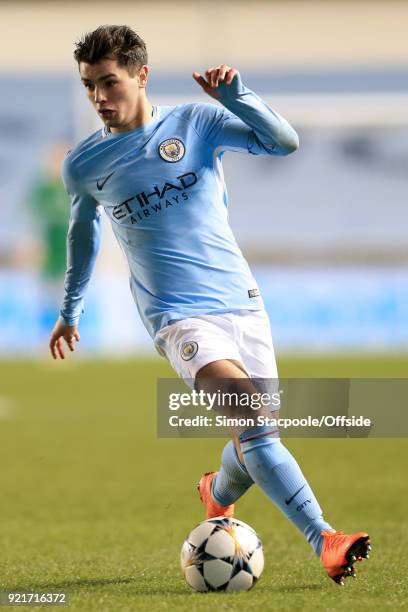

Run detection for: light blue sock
[[212, 440, 254, 506], [241, 436, 334, 556]]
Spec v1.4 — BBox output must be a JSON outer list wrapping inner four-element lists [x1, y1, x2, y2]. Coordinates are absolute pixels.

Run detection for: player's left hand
[[192, 65, 239, 99]]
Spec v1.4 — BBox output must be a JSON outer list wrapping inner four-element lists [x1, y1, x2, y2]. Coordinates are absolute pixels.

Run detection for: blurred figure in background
[[28, 142, 70, 330]]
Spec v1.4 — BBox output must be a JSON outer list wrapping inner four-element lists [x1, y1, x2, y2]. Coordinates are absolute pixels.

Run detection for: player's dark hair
[[74, 25, 147, 75]]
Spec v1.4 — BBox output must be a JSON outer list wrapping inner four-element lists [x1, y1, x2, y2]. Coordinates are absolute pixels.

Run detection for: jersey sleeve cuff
[[216, 73, 246, 104], [59, 313, 80, 326]]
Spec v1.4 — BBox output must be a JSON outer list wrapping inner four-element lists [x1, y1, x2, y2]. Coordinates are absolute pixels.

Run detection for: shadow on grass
[[272, 584, 324, 593], [7, 578, 324, 596]]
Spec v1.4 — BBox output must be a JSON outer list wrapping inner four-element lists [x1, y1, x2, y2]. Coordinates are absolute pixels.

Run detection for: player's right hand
[[49, 319, 80, 360]]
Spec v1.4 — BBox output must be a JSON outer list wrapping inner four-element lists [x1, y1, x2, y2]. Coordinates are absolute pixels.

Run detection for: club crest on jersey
[[181, 341, 198, 361], [158, 138, 185, 163]]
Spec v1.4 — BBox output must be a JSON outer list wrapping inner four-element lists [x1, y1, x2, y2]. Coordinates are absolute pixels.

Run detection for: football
[[180, 517, 264, 592]]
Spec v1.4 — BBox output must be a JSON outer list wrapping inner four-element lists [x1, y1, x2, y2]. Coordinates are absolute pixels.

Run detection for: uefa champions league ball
[[180, 517, 264, 592]]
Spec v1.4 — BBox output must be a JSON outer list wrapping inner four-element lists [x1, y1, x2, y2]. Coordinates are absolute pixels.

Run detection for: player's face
[[79, 58, 148, 132]]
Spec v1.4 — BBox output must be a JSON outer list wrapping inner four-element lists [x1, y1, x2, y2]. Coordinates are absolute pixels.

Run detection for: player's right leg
[[192, 331, 371, 584], [197, 438, 252, 519], [155, 315, 255, 519]]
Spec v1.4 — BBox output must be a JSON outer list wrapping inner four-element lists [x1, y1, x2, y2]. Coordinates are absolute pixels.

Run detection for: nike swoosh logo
[[285, 484, 306, 506], [96, 171, 115, 191]]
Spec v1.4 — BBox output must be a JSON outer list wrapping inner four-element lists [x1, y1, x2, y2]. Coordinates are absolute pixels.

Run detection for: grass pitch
[[0, 355, 407, 611]]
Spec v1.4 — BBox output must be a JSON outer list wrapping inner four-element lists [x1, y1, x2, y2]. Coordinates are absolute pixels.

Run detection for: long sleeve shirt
[[60, 74, 299, 338]]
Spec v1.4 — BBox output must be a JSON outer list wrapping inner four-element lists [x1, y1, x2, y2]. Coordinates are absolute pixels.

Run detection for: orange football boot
[[320, 530, 371, 585], [198, 471, 235, 519]]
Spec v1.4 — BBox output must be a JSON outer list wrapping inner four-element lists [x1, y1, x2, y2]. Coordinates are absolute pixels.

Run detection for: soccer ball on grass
[[180, 517, 264, 592]]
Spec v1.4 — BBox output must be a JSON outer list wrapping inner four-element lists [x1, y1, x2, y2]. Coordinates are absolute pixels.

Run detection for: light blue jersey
[[60, 75, 298, 338]]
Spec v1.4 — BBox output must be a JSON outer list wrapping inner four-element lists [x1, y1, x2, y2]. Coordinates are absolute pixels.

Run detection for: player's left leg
[[197, 358, 371, 584], [243, 434, 371, 585], [194, 311, 371, 584], [196, 357, 334, 555]]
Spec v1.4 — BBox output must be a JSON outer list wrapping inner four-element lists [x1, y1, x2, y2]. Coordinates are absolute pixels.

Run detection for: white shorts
[[154, 309, 278, 386]]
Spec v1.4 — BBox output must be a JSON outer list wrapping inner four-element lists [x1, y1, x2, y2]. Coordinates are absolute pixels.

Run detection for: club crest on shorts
[[158, 138, 185, 162], [181, 341, 198, 361]]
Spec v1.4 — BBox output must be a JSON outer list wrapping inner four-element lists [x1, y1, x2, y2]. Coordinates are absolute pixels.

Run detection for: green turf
[[0, 356, 407, 611]]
